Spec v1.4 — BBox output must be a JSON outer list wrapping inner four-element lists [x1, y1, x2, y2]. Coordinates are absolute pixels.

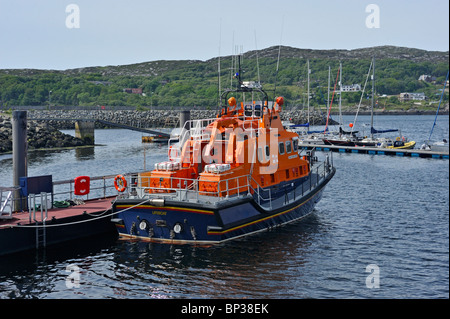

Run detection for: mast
[[339, 62, 343, 128], [307, 59, 310, 126], [371, 56, 375, 139], [327, 66, 331, 113], [429, 70, 449, 140]]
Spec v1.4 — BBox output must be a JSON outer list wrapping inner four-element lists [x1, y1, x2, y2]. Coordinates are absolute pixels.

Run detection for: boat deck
[[0, 197, 115, 228], [130, 169, 327, 212]]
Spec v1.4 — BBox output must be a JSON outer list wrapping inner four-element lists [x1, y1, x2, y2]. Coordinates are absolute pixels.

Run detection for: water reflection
[[0, 213, 326, 299], [103, 213, 325, 299], [75, 146, 95, 161]]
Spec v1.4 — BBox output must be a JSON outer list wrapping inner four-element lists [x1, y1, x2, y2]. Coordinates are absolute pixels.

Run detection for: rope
[[1, 198, 151, 229]]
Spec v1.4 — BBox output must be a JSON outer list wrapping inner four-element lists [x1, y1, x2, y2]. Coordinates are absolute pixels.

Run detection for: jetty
[[299, 143, 449, 159], [0, 172, 134, 256]]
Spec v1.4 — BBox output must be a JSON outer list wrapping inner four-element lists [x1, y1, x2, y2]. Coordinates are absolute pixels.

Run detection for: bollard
[[12, 111, 28, 212], [179, 110, 190, 130]]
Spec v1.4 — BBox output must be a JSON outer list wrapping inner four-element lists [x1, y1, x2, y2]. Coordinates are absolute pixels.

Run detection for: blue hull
[[112, 168, 335, 244]]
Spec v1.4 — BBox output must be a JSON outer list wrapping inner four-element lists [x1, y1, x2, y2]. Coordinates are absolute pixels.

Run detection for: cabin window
[[254, 105, 261, 117], [244, 104, 253, 117], [279, 142, 285, 155], [265, 145, 270, 161], [293, 138, 299, 151], [286, 141, 292, 153], [258, 147, 263, 163]]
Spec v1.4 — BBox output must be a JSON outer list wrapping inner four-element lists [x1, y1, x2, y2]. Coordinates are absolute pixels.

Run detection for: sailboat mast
[[371, 56, 375, 139], [429, 70, 449, 140], [327, 66, 331, 112], [307, 59, 310, 125], [339, 62, 343, 128]]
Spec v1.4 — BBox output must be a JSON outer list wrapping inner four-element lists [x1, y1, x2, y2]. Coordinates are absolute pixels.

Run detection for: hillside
[[0, 45, 448, 110]]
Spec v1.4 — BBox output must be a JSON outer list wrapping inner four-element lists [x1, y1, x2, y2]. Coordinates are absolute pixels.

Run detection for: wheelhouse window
[[292, 138, 299, 152], [286, 140, 292, 153], [265, 145, 270, 161], [278, 142, 285, 155]]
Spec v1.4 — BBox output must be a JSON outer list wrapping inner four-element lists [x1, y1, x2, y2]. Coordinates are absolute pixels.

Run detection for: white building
[[418, 75, 436, 82], [341, 84, 361, 92], [399, 92, 427, 102]]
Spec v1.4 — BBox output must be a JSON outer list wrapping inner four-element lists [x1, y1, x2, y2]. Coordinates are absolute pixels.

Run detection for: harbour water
[[0, 115, 448, 299]]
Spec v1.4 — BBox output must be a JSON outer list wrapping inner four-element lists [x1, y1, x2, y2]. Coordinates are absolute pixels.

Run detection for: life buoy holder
[[114, 175, 127, 192]]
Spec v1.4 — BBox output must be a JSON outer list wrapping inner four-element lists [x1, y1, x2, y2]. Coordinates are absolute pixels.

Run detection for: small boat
[[110, 61, 336, 245], [383, 138, 416, 149]]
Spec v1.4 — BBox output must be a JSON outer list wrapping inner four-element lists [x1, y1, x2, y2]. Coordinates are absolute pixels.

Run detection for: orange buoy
[[228, 97, 236, 107], [276, 96, 284, 106], [349, 123, 354, 128]]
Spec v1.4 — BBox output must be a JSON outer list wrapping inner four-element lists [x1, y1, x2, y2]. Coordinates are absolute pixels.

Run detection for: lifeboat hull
[[112, 167, 335, 244]]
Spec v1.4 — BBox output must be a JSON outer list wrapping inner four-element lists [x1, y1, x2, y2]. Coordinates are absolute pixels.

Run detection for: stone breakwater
[[0, 114, 86, 154], [26, 109, 331, 129]]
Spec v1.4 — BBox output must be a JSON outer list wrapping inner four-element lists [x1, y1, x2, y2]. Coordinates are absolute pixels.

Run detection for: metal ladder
[[0, 187, 19, 219], [29, 192, 49, 249]]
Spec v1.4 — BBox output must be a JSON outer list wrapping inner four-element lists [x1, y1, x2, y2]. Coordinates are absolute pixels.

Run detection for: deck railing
[[132, 153, 333, 210], [2, 172, 140, 214], [2, 152, 333, 214]]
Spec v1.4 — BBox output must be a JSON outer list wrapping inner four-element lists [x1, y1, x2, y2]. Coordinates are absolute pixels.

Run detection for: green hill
[[0, 45, 448, 110]]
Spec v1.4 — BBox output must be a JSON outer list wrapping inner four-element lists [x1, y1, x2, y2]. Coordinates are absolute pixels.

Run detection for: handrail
[[2, 172, 141, 214], [136, 154, 334, 209], [52, 173, 121, 200], [1, 186, 21, 217]]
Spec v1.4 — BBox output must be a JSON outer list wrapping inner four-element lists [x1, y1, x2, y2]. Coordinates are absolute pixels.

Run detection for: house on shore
[[399, 92, 427, 102]]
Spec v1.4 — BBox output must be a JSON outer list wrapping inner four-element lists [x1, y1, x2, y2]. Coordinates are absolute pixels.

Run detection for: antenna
[[273, 17, 284, 102], [254, 30, 261, 85], [217, 19, 222, 107]]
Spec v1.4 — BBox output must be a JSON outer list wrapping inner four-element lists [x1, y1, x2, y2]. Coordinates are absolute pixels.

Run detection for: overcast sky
[[0, 0, 448, 70]]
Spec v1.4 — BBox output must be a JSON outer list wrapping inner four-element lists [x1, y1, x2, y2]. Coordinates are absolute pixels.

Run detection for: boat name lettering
[[152, 211, 167, 216], [288, 154, 298, 159]]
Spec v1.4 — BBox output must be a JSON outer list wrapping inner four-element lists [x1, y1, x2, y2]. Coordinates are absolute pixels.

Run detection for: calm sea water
[[0, 115, 448, 299]]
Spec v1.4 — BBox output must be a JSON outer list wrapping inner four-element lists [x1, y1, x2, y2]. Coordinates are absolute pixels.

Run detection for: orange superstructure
[[112, 55, 335, 245], [139, 88, 310, 198]]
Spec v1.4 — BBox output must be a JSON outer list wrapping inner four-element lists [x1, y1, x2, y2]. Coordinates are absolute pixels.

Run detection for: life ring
[[114, 175, 127, 192]]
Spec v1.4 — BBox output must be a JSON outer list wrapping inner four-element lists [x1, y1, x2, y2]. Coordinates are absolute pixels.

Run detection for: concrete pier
[[75, 120, 95, 145], [300, 143, 449, 159]]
